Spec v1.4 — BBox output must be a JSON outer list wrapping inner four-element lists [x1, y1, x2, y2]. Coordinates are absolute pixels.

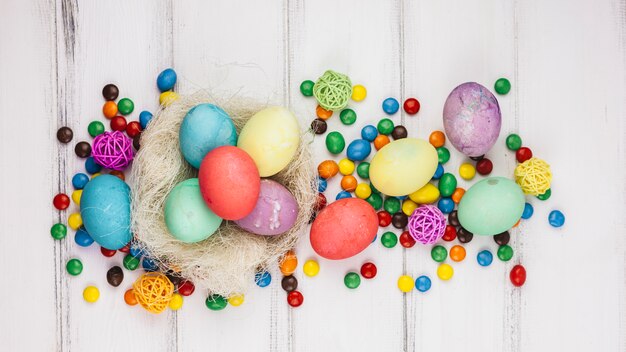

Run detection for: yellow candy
[[159, 91, 179, 106], [338, 158, 355, 175], [169, 293, 184, 310], [397, 275, 414, 292], [408, 183, 440, 204], [83, 286, 99, 303], [459, 163, 476, 180], [351, 84, 367, 102], [402, 199, 418, 216], [354, 183, 372, 199], [303, 259, 320, 277], [228, 294, 244, 307], [72, 190, 82, 206], [91, 173, 101, 179], [437, 264, 454, 281], [68, 213, 83, 230]]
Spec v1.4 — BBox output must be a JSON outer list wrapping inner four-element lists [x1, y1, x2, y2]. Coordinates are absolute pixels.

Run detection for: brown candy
[[310, 118, 327, 134], [448, 210, 460, 226], [391, 125, 407, 140], [74, 141, 91, 158], [106, 266, 124, 287], [133, 134, 141, 150], [102, 84, 119, 101], [281, 275, 298, 292], [470, 155, 484, 161], [391, 212, 408, 229], [457, 227, 473, 243], [493, 231, 510, 246], [57, 127, 73, 143]]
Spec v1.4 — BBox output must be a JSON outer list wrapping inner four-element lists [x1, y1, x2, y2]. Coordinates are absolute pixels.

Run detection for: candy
[[287, 291, 304, 307], [397, 275, 414, 292], [100, 247, 116, 257], [87, 121, 105, 137], [123, 254, 140, 271], [442, 225, 456, 241], [510, 265, 527, 287], [351, 85, 367, 101], [384, 197, 401, 214], [437, 197, 454, 214], [366, 193, 383, 210], [497, 245, 514, 261], [437, 147, 450, 164], [415, 276, 431, 292], [311, 118, 327, 134], [459, 163, 476, 180], [142, 257, 158, 271], [476, 158, 493, 175], [102, 84, 119, 101], [548, 210, 565, 227], [303, 260, 320, 277], [477, 250, 493, 266], [53, 193, 70, 210], [66, 259, 83, 276], [346, 139, 372, 161], [341, 175, 358, 192], [316, 105, 333, 120], [68, 213, 83, 230], [381, 231, 398, 248], [537, 188, 551, 201], [318, 160, 339, 179], [126, 121, 141, 138], [255, 271, 272, 287], [408, 183, 440, 204], [72, 173, 89, 189], [110, 115, 127, 132], [521, 203, 534, 219], [279, 251, 298, 275], [157, 68, 177, 92], [83, 286, 100, 303], [317, 177, 327, 192], [117, 98, 134, 115], [373, 135, 390, 150], [392, 212, 408, 229], [378, 211, 392, 227], [75, 141, 92, 158], [344, 272, 361, 289], [377, 118, 394, 135], [448, 210, 460, 226], [326, 131, 346, 154], [438, 173, 457, 197], [355, 183, 372, 199], [85, 157, 102, 174], [433, 164, 444, 179], [494, 78, 511, 95], [139, 111, 153, 129], [429, 131, 445, 148], [281, 275, 298, 292], [169, 293, 184, 310], [399, 231, 416, 248], [339, 109, 357, 125], [450, 245, 466, 262], [336, 191, 352, 200], [74, 228, 94, 247], [337, 159, 354, 177], [506, 134, 522, 151], [124, 289, 138, 306], [430, 245, 447, 262], [106, 266, 124, 287], [205, 295, 228, 311], [437, 264, 454, 280], [159, 91, 179, 106], [451, 188, 465, 204], [403, 98, 420, 114], [516, 147, 533, 163], [493, 231, 510, 245], [300, 80, 314, 96], [361, 125, 378, 142], [391, 125, 408, 139], [457, 227, 474, 243], [360, 262, 377, 279], [178, 281, 195, 296], [382, 98, 400, 115], [402, 199, 418, 216], [102, 101, 118, 119]]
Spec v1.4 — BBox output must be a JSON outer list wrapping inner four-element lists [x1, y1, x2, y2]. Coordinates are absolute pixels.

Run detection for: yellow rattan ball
[[133, 272, 175, 314], [514, 157, 552, 196]]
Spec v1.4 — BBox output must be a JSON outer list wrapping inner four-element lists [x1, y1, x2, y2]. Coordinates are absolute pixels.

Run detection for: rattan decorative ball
[[313, 70, 352, 111], [132, 272, 175, 314], [407, 205, 446, 245], [514, 157, 552, 196], [92, 131, 134, 170]]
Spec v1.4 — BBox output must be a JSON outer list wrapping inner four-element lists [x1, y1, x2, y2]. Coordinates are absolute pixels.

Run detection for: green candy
[[366, 193, 383, 210], [206, 294, 228, 310], [369, 182, 380, 195], [339, 109, 357, 125], [50, 223, 67, 240], [494, 78, 511, 95], [437, 147, 450, 164], [431, 245, 447, 262], [381, 231, 397, 248], [377, 118, 394, 135], [497, 245, 514, 261], [357, 162, 370, 179], [66, 258, 83, 276], [300, 80, 315, 97], [117, 98, 134, 115], [506, 134, 522, 151], [384, 197, 401, 214], [344, 272, 361, 289], [537, 188, 551, 201], [438, 173, 457, 197], [88, 121, 105, 137], [123, 254, 140, 271], [325, 131, 345, 154]]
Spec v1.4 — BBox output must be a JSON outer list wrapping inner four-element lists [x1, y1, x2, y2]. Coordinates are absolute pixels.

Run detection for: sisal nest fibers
[[130, 91, 316, 297]]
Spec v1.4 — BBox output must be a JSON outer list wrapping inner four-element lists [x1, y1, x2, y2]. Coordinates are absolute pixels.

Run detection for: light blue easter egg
[[179, 104, 237, 168], [80, 174, 132, 250]]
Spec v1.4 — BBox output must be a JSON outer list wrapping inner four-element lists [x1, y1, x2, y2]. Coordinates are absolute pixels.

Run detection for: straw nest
[[129, 91, 316, 297]]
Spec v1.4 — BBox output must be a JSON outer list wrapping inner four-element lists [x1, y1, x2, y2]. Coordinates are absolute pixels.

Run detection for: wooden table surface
[[1, 0, 624, 351]]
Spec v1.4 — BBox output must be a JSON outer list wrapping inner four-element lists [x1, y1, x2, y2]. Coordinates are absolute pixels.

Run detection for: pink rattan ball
[[92, 131, 134, 171], [408, 205, 446, 245]]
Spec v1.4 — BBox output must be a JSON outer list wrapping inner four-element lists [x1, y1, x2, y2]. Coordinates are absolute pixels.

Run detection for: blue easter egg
[[74, 228, 94, 247], [347, 139, 372, 161], [85, 157, 102, 174], [255, 271, 271, 287], [522, 202, 534, 219], [72, 173, 89, 189], [361, 125, 378, 142], [130, 243, 144, 258], [432, 164, 444, 179], [179, 104, 237, 168], [437, 197, 455, 214], [477, 250, 493, 266], [336, 191, 352, 200], [318, 177, 327, 192], [80, 174, 132, 250], [382, 97, 400, 114], [415, 275, 431, 292], [142, 257, 159, 271], [157, 68, 177, 92], [139, 111, 153, 129], [548, 210, 565, 227]]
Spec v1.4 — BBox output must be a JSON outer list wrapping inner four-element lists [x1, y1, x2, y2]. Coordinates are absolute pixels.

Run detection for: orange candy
[[109, 170, 125, 181], [316, 105, 333, 120], [450, 245, 466, 262], [318, 160, 339, 179], [374, 135, 390, 150], [429, 131, 445, 148], [341, 175, 358, 192], [103, 101, 118, 119], [124, 289, 138, 306], [451, 187, 465, 204], [279, 250, 298, 276], [512, 218, 521, 228]]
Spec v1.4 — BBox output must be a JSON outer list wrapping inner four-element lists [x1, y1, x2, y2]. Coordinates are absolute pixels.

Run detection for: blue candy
[[139, 111, 153, 129], [548, 210, 565, 227], [317, 177, 327, 192], [346, 139, 372, 161], [432, 163, 444, 180], [477, 250, 493, 266], [129, 243, 144, 258], [437, 197, 455, 214], [157, 68, 177, 92], [371, 234, 378, 243], [72, 173, 89, 189], [336, 191, 352, 200], [361, 125, 378, 142], [382, 97, 400, 115], [415, 275, 432, 292], [85, 157, 102, 174], [142, 257, 159, 271], [74, 228, 94, 247], [255, 271, 272, 287], [521, 202, 534, 219]]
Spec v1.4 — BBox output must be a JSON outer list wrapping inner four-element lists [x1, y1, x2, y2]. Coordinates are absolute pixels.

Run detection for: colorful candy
[[493, 231, 510, 245], [169, 293, 184, 310], [373, 135, 390, 150], [279, 251, 298, 276], [403, 98, 420, 115], [494, 78, 511, 95], [341, 175, 358, 191], [377, 118, 394, 135], [361, 125, 378, 142], [459, 163, 476, 180], [117, 98, 134, 115], [397, 275, 414, 292], [339, 109, 357, 125], [497, 245, 514, 261], [124, 289, 138, 306], [83, 286, 100, 303], [438, 173, 457, 197], [287, 291, 304, 307], [139, 111, 153, 129], [415, 276, 431, 292], [537, 188, 551, 201], [281, 275, 298, 292], [510, 265, 527, 287], [437, 197, 454, 214], [383, 197, 401, 214], [346, 139, 371, 161], [300, 80, 314, 96], [85, 157, 102, 174], [303, 260, 320, 277], [378, 211, 392, 227], [399, 231, 415, 248], [72, 173, 89, 189], [431, 245, 447, 262], [123, 254, 140, 271], [391, 125, 407, 139], [338, 158, 355, 175], [102, 101, 118, 119], [318, 160, 339, 179], [255, 271, 272, 287], [344, 272, 361, 289], [437, 264, 454, 280], [449, 245, 466, 262], [355, 183, 372, 199], [316, 105, 333, 120], [326, 131, 346, 154], [53, 193, 70, 210], [382, 98, 400, 115], [476, 158, 493, 175], [68, 213, 83, 230], [205, 294, 228, 311], [548, 210, 565, 227], [351, 85, 367, 101], [506, 134, 522, 151], [88, 121, 105, 137], [477, 250, 493, 266], [156, 68, 177, 92], [102, 84, 119, 101], [74, 228, 94, 247], [381, 231, 398, 248], [66, 258, 83, 276], [75, 141, 92, 158]]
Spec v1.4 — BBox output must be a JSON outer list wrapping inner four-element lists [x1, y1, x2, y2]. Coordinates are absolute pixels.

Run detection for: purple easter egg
[[234, 179, 299, 236], [443, 82, 501, 157]]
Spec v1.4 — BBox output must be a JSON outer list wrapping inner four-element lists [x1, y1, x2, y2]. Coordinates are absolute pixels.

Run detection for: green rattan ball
[[313, 70, 352, 111]]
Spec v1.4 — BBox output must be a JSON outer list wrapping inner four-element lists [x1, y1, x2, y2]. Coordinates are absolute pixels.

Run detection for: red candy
[[118, 243, 130, 253], [516, 147, 532, 163], [510, 264, 527, 287], [377, 211, 392, 227], [403, 98, 420, 115], [100, 247, 116, 257], [178, 280, 195, 296], [442, 225, 457, 242], [399, 231, 416, 248], [287, 290, 304, 307], [110, 116, 127, 132], [315, 193, 327, 212], [360, 262, 378, 279], [125, 121, 142, 138], [53, 193, 70, 210], [476, 158, 493, 175]]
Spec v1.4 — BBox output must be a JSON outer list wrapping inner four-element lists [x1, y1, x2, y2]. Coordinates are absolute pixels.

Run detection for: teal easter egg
[[80, 175, 132, 250], [458, 177, 525, 235], [164, 178, 223, 243], [179, 104, 237, 168]]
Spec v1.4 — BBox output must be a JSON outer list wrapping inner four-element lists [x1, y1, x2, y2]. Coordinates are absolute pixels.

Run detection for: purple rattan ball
[[408, 205, 446, 245], [92, 131, 134, 171]]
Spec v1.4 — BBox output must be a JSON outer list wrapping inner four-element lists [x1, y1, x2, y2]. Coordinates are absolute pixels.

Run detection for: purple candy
[[234, 179, 299, 236], [443, 82, 501, 157]]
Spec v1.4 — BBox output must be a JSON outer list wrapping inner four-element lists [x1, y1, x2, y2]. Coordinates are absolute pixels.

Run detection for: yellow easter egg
[[159, 91, 179, 106], [237, 107, 300, 177], [228, 294, 244, 307], [369, 138, 438, 196], [408, 183, 440, 204]]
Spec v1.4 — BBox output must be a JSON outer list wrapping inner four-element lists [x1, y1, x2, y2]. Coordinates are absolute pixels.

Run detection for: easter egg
[[80, 174, 131, 250], [198, 146, 260, 220], [164, 178, 223, 243], [310, 198, 378, 260], [458, 177, 525, 235], [235, 179, 299, 236], [443, 82, 501, 157], [369, 138, 438, 196], [237, 106, 300, 177], [179, 104, 237, 168]]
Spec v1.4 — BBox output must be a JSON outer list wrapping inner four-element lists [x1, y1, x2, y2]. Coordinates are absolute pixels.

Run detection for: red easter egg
[[198, 146, 260, 220], [310, 198, 378, 260]]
